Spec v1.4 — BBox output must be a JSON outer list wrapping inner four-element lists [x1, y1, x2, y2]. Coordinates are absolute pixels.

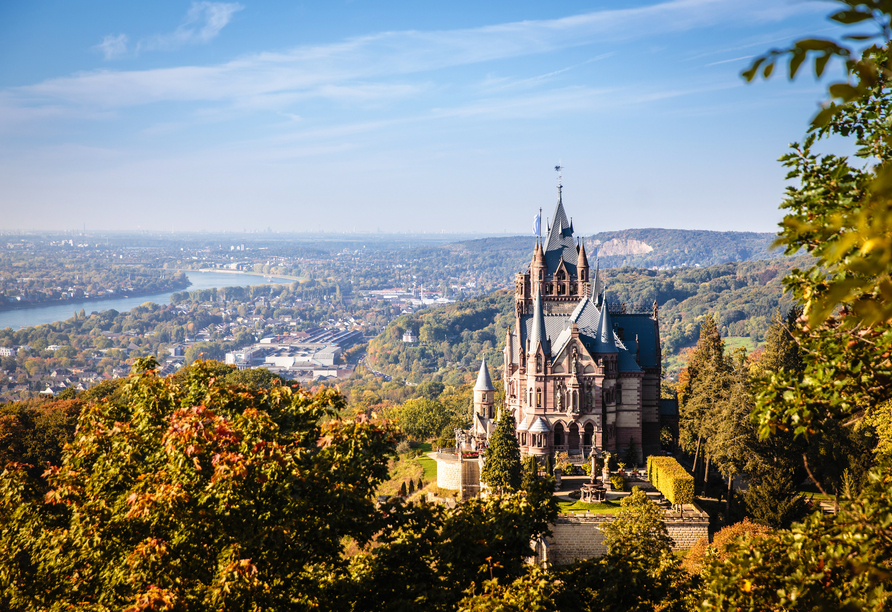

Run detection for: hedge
[[647, 456, 694, 505]]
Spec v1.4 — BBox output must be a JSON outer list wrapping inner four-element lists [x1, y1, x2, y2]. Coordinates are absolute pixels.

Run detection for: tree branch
[[802, 452, 829, 497]]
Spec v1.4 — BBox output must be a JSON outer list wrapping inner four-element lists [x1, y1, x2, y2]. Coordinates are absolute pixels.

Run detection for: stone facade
[[434, 452, 482, 500], [498, 187, 663, 460], [539, 504, 710, 567]]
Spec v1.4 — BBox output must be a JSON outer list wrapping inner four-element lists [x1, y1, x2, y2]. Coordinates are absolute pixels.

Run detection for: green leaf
[[828, 82, 862, 101], [829, 9, 875, 24], [742, 57, 766, 82], [815, 53, 831, 78], [790, 49, 807, 79]]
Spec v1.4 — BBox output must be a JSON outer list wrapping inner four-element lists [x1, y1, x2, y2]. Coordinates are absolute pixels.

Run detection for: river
[[0, 271, 292, 330]]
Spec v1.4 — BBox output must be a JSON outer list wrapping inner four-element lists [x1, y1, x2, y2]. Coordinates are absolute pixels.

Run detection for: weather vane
[[554, 162, 563, 189]]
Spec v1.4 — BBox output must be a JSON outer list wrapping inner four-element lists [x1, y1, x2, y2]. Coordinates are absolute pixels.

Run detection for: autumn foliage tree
[[0, 358, 397, 611]]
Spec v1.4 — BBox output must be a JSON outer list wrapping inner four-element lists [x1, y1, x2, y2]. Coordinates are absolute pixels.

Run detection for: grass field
[[557, 500, 622, 514], [416, 442, 437, 482], [724, 336, 761, 354]]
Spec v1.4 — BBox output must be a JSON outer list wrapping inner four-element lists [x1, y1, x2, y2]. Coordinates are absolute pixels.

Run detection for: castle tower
[[472, 357, 495, 437], [502, 175, 663, 461]]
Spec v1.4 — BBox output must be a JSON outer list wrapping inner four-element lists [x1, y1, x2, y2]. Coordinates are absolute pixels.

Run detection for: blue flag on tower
[[533, 213, 541, 236]]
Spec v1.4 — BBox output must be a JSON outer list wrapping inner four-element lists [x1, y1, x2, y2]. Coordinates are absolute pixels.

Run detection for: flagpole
[[538, 207, 542, 243]]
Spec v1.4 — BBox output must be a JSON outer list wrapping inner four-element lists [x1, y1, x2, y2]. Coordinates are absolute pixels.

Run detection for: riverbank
[[179, 269, 304, 282], [0, 271, 291, 330], [0, 280, 192, 314]]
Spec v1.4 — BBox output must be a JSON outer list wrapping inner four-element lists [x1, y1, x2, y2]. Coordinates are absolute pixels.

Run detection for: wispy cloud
[[9, 0, 824, 125], [138, 1, 244, 52], [705, 55, 754, 66], [95, 34, 128, 60]]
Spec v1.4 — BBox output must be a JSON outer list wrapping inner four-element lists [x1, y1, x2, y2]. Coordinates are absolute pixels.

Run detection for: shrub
[[682, 518, 774, 575], [396, 440, 412, 455], [610, 475, 625, 491], [647, 456, 694, 505]]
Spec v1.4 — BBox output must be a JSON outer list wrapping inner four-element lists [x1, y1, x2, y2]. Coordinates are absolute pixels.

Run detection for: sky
[[0, 0, 852, 235]]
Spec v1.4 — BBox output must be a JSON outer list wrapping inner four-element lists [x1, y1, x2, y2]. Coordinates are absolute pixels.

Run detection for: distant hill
[[446, 229, 781, 281], [584, 228, 780, 269], [366, 254, 810, 382]]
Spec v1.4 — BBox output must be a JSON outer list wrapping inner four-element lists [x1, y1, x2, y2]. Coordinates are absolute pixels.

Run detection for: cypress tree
[[481, 413, 522, 493], [408, 479, 415, 494], [417, 477, 424, 492], [399, 482, 407, 497]]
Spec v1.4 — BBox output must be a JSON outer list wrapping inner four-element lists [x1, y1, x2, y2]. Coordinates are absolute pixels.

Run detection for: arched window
[[536, 389, 542, 407], [554, 423, 565, 446], [568, 423, 580, 450], [583, 422, 594, 447]]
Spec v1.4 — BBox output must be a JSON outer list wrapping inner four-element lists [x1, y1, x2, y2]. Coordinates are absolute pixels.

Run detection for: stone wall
[[434, 453, 482, 499], [541, 504, 710, 567]]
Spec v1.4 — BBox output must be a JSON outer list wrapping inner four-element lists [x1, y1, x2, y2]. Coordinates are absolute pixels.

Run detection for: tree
[[0, 358, 397, 611], [554, 488, 690, 612], [397, 397, 451, 440], [743, 469, 810, 529], [481, 413, 521, 493], [698, 3, 892, 607], [678, 315, 730, 481]]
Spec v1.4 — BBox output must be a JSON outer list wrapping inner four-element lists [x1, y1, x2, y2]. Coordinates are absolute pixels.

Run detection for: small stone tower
[[472, 357, 495, 438]]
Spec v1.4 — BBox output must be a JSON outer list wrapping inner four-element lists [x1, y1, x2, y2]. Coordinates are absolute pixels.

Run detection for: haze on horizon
[[0, 0, 846, 235]]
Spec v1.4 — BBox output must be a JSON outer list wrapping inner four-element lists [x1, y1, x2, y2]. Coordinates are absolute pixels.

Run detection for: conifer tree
[[678, 315, 732, 484], [408, 479, 415, 494], [418, 477, 424, 492], [399, 481, 407, 497], [481, 413, 522, 493], [521, 455, 539, 492], [744, 469, 809, 529]]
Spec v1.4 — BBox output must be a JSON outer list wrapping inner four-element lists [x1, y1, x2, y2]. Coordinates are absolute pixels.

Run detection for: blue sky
[[0, 0, 849, 234]]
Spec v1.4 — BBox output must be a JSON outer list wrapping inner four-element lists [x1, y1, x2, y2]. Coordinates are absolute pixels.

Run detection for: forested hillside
[[443, 228, 781, 289], [366, 291, 514, 386], [367, 255, 810, 382], [585, 228, 779, 269]]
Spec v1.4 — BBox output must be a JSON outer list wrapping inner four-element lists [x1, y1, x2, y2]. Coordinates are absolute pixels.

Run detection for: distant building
[[402, 330, 418, 343]]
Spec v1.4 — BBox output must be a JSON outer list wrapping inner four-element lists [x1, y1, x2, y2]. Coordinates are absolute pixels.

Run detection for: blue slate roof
[[542, 193, 578, 277]]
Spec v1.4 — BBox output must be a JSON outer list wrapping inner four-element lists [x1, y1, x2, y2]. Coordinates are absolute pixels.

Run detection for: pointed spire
[[474, 356, 495, 391], [593, 258, 601, 305], [528, 289, 550, 356], [594, 295, 617, 353], [578, 241, 589, 270]]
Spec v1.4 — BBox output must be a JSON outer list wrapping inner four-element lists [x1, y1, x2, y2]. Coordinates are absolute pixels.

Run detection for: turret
[[530, 240, 546, 292], [528, 290, 550, 358], [577, 240, 589, 284], [593, 293, 618, 354], [474, 357, 495, 419]]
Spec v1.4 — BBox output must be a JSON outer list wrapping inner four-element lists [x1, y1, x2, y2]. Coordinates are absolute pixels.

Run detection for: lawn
[[557, 500, 622, 514], [378, 442, 437, 496], [724, 336, 761, 354], [416, 442, 437, 482]]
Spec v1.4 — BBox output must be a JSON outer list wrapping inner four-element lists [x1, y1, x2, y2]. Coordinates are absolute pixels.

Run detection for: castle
[[470, 186, 663, 461]]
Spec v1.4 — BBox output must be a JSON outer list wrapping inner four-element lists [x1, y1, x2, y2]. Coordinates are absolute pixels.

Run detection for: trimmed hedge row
[[647, 456, 694, 505]]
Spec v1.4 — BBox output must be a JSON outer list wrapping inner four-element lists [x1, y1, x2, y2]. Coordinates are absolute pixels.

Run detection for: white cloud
[[139, 1, 244, 52], [95, 34, 128, 60], [7, 0, 824, 120]]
